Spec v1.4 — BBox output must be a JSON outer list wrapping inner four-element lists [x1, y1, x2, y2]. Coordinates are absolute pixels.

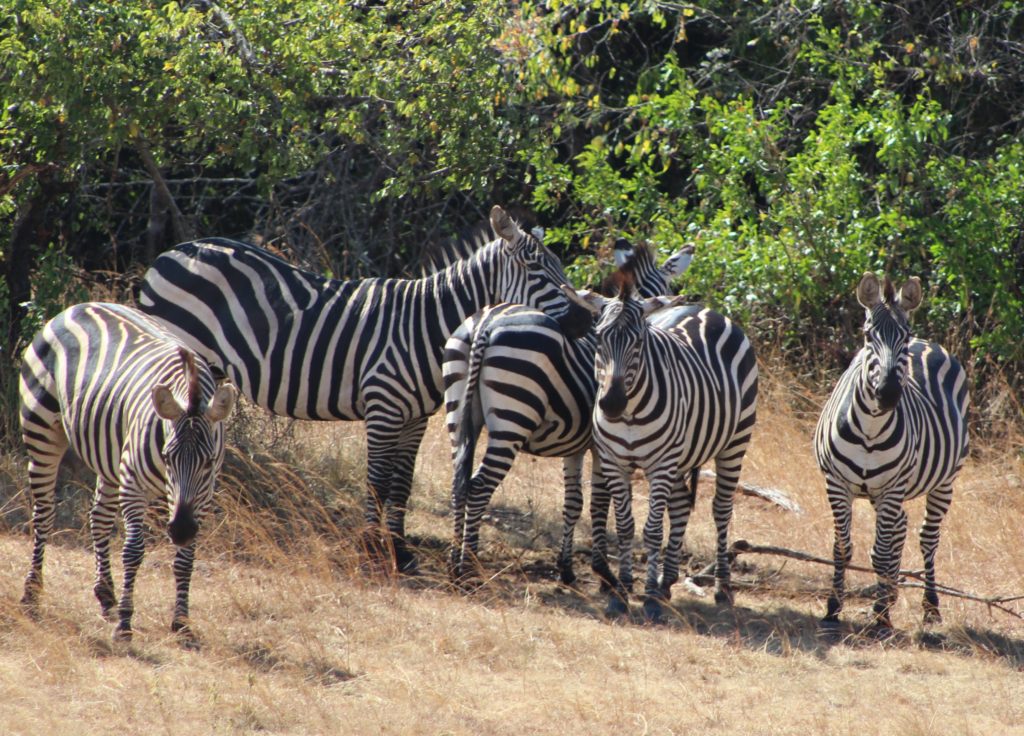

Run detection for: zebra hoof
[[642, 597, 665, 625], [557, 559, 577, 586], [605, 596, 629, 619], [172, 620, 201, 650], [395, 547, 419, 576], [113, 624, 133, 644], [922, 598, 942, 625], [94, 585, 117, 620], [713, 586, 734, 607], [20, 589, 40, 610]]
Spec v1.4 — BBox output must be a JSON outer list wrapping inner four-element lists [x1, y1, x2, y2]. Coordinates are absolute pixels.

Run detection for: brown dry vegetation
[[0, 363, 1022, 736]]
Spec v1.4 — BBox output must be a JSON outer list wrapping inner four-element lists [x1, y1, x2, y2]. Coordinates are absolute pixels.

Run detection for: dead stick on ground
[[698, 470, 803, 514], [684, 539, 1024, 620]]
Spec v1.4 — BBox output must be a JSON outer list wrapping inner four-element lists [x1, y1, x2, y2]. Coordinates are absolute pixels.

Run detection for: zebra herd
[[16, 205, 970, 643]]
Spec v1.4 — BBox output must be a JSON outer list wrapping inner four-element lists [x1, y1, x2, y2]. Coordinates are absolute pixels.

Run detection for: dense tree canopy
[[1, 0, 1021, 439]]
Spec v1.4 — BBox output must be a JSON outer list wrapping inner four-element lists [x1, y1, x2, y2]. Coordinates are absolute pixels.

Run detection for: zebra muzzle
[[598, 378, 628, 420], [168, 504, 199, 546], [876, 373, 903, 411]]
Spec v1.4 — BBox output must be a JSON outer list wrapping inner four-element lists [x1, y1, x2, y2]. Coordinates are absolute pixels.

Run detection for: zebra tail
[[452, 328, 490, 512]]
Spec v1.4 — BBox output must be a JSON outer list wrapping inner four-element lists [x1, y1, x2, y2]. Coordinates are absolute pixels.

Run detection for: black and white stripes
[[443, 240, 694, 584], [579, 270, 758, 621], [19, 302, 237, 642], [814, 273, 969, 629], [139, 206, 590, 571]]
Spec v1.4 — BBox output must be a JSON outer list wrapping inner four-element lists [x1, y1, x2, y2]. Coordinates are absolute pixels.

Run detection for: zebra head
[[567, 272, 688, 421], [611, 239, 695, 298], [152, 349, 238, 547], [856, 272, 922, 412], [490, 205, 593, 339]]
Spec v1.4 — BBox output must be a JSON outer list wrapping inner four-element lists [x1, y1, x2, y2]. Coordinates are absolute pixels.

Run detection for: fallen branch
[[683, 539, 1023, 620], [699, 470, 803, 514]]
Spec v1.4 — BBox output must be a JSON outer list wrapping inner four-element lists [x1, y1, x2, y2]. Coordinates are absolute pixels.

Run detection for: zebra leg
[[90, 479, 120, 618], [606, 470, 636, 615], [557, 453, 585, 585], [823, 482, 853, 625], [115, 502, 147, 642], [455, 438, 522, 583], [170, 542, 198, 644], [588, 452, 615, 594], [384, 416, 430, 574], [711, 459, 740, 606], [920, 483, 953, 624], [21, 446, 64, 608], [869, 495, 907, 630], [641, 473, 671, 623], [362, 412, 402, 571], [659, 468, 696, 599]]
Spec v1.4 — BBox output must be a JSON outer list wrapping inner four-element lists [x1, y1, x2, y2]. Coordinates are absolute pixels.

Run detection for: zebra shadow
[[418, 540, 1024, 670]]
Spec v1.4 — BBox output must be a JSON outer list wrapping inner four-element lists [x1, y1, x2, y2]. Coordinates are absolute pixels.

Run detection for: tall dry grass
[[0, 358, 1022, 735]]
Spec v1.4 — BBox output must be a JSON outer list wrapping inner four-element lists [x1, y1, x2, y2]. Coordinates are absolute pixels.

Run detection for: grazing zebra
[[443, 239, 694, 584], [138, 205, 591, 572], [19, 303, 237, 642], [570, 268, 758, 621], [814, 273, 969, 630]]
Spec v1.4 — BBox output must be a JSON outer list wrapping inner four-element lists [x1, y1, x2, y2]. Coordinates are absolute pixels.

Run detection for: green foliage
[[1, 0, 1021, 437]]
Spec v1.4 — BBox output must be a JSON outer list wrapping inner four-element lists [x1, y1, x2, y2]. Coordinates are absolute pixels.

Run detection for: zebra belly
[[593, 418, 726, 475]]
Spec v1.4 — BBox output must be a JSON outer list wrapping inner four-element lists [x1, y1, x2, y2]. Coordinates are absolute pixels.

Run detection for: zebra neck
[[423, 244, 502, 328], [847, 380, 899, 440]]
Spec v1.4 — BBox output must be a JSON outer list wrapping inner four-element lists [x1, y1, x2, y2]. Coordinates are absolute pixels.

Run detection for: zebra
[[814, 273, 969, 631], [138, 205, 592, 573], [19, 302, 237, 643], [568, 267, 758, 622], [443, 239, 694, 585]]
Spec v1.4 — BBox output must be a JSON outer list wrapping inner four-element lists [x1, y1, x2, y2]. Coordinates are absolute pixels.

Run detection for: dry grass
[[1, 362, 1022, 736]]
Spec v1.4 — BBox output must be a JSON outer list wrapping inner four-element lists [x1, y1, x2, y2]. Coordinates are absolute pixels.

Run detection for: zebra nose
[[876, 374, 902, 411], [168, 504, 199, 546], [557, 301, 594, 340], [599, 378, 627, 419]]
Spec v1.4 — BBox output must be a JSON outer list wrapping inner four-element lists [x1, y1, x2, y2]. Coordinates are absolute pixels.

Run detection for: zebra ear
[[490, 205, 520, 244], [612, 239, 635, 268], [642, 294, 688, 317], [562, 284, 604, 315], [856, 272, 882, 309], [661, 244, 695, 278], [152, 385, 185, 421], [206, 383, 238, 423], [898, 277, 923, 313]]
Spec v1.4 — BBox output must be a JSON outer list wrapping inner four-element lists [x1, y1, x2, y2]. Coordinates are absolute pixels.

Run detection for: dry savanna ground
[[0, 366, 1021, 735]]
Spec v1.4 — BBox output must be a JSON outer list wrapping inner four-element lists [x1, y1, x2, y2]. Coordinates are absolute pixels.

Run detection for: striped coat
[[574, 273, 758, 621], [814, 273, 969, 628], [19, 302, 236, 642], [443, 240, 694, 584], [139, 206, 590, 572]]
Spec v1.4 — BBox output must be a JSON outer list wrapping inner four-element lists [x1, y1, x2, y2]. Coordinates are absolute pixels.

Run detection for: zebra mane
[[180, 348, 201, 415], [415, 206, 542, 277]]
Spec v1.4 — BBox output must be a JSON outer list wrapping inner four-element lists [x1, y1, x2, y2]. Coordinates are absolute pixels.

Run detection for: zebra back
[[138, 205, 590, 422]]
